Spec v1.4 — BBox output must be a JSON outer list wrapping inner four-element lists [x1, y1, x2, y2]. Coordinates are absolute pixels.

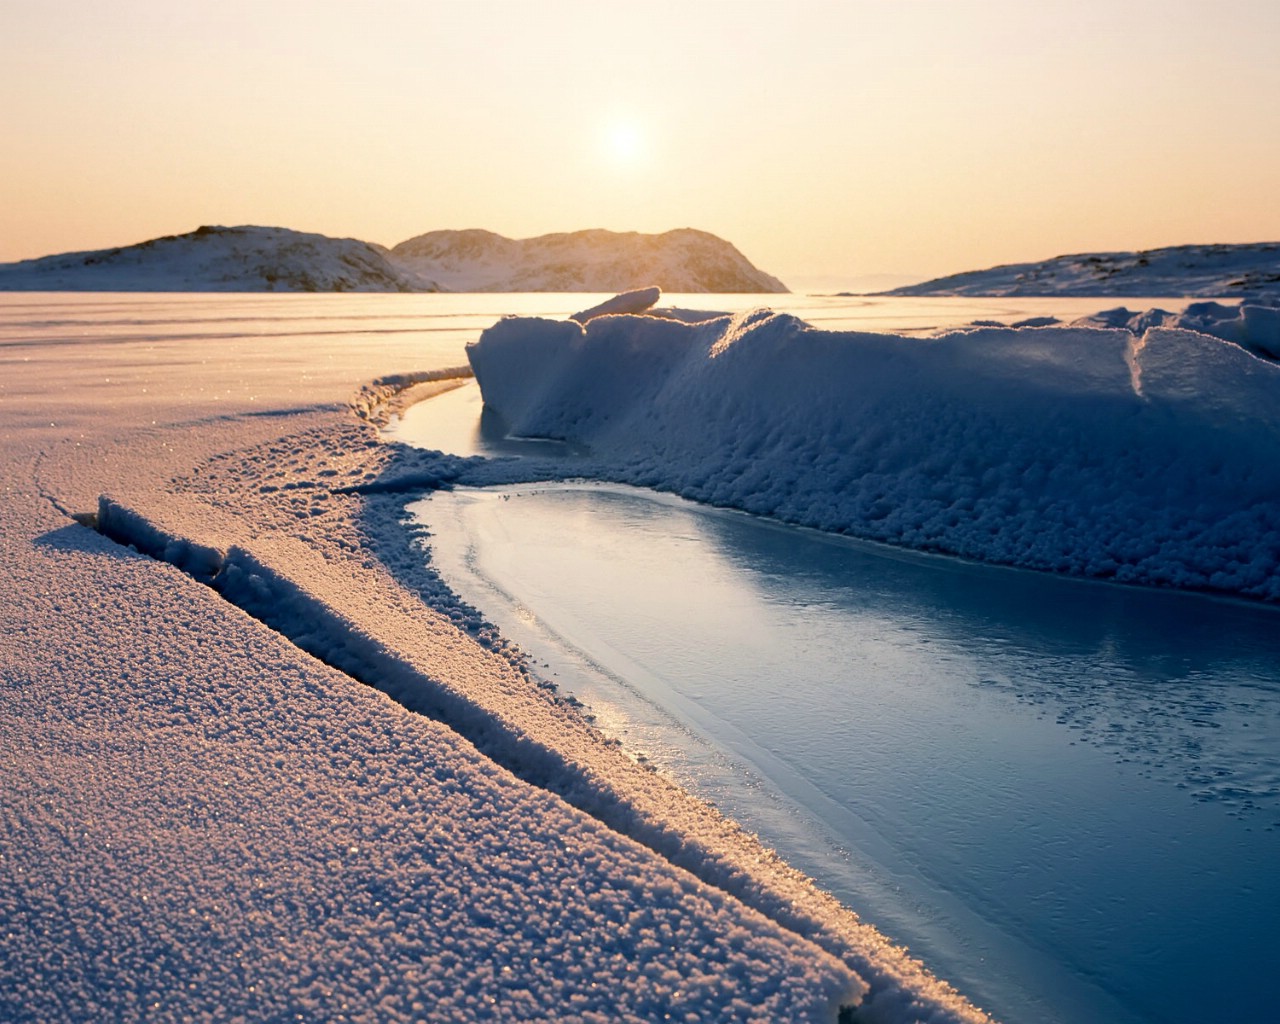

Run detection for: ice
[[417, 479, 1280, 1024], [1067, 300, 1280, 360], [1, 294, 995, 1024], [569, 285, 662, 323], [467, 305, 1280, 602]]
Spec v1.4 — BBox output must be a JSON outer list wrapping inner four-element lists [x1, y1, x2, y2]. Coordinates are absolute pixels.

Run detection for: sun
[[602, 121, 646, 167]]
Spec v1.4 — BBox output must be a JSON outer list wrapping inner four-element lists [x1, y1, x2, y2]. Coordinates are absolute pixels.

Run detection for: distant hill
[[0, 225, 786, 293], [0, 226, 438, 292], [884, 242, 1280, 298], [389, 228, 788, 293]]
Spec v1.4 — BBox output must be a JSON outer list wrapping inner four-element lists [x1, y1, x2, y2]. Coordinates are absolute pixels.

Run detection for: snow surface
[[467, 303, 1280, 603], [1068, 300, 1280, 361], [885, 242, 1280, 299], [1, 294, 991, 1024], [390, 228, 789, 293]]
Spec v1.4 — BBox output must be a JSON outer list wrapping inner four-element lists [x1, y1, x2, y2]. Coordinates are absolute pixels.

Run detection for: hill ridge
[[885, 242, 1280, 298], [0, 225, 786, 293]]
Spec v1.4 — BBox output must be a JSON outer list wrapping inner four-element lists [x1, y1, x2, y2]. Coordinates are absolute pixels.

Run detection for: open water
[[392, 296, 1280, 1024]]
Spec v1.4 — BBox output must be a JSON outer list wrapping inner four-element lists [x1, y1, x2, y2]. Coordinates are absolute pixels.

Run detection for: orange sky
[[3, 0, 1279, 286]]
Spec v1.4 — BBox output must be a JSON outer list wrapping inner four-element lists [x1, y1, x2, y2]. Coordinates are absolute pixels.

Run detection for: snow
[[1070, 300, 1280, 360], [885, 241, 1280, 299], [0, 225, 441, 293], [570, 285, 663, 323], [24, 286, 1273, 1024], [0, 226, 788, 295], [0, 294, 992, 1024], [466, 301, 1280, 603]]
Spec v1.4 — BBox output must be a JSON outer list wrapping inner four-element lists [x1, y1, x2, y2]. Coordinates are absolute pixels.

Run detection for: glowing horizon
[[3, 0, 1279, 285]]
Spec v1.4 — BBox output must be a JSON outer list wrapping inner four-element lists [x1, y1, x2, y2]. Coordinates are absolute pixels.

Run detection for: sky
[[2, 0, 1279, 287]]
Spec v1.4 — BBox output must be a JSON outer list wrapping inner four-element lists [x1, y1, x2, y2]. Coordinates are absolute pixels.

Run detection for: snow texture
[[1, 295, 992, 1024], [390, 228, 789, 293], [467, 305, 1280, 603], [886, 241, 1280, 299]]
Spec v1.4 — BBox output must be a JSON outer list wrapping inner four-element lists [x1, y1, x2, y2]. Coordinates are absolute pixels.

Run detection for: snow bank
[[468, 309, 1280, 602], [4, 516, 860, 1024], [1072, 300, 1280, 361]]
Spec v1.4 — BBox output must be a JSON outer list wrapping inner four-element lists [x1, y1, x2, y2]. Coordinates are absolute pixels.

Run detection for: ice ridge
[[89, 490, 988, 1023], [467, 308, 1280, 603]]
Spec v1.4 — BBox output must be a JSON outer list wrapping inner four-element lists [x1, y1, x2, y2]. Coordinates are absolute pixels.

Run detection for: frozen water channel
[[397, 382, 1280, 1024]]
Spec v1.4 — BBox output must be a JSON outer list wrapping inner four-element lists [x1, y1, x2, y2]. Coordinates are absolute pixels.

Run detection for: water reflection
[[693, 504, 1280, 810], [386, 378, 586, 458], [416, 481, 1280, 1024]]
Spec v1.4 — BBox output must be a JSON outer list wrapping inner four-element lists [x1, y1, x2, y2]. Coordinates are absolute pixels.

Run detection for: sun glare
[[603, 122, 645, 167]]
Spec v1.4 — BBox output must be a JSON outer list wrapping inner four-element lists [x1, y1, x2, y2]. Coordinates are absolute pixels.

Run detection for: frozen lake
[[10, 291, 1274, 1024], [394, 299, 1280, 1024]]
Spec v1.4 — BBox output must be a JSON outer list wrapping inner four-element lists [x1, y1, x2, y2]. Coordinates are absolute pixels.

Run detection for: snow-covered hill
[[0, 226, 440, 292], [389, 228, 788, 293], [886, 242, 1280, 298], [0, 225, 787, 294]]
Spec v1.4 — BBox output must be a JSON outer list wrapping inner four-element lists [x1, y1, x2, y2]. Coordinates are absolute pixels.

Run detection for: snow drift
[[1071, 300, 1280, 361], [467, 309, 1280, 602]]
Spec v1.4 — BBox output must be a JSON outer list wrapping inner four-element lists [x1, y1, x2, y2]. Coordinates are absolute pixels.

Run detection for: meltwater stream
[[393, 383, 1280, 1024]]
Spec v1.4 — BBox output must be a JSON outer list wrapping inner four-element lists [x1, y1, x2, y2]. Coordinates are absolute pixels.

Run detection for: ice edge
[[92, 492, 998, 1024]]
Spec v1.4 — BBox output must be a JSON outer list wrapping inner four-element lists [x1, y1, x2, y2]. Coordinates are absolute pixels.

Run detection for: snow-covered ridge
[[0, 225, 441, 293], [0, 225, 786, 294], [886, 242, 1280, 299], [467, 305, 1280, 603], [1069, 300, 1280, 361], [389, 227, 788, 293]]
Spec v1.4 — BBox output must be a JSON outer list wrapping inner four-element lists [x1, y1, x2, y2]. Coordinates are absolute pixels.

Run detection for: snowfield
[[467, 298, 1280, 604], [0, 295, 993, 1024]]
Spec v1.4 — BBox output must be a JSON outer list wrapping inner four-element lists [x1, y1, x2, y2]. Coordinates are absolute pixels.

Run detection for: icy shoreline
[[1, 295, 993, 1024], [85, 407, 986, 1023]]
